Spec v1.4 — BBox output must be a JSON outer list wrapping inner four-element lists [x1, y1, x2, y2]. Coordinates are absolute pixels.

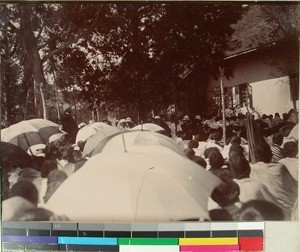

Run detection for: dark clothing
[[61, 113, 78, 144], [181, 122, 193, 140]]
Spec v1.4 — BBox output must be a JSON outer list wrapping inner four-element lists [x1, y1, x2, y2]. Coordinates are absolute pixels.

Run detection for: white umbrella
[[82, 126, 121, 157], [101, 130, 186, 157], [1, 119, 65, 151], [45, 150, 221, 221], [131, 123, 164, 132], [76, 122, 110, 143]]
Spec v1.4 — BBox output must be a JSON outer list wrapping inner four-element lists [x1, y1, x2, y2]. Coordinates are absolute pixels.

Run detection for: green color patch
[[118, 238, 178, 245]]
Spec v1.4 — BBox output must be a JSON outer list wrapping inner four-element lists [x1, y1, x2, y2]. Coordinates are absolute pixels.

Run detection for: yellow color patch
[[179, 238, 238, 245]]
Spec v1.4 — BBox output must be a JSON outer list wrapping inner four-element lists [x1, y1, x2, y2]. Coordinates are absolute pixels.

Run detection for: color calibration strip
[[2, 222, 264, 251]]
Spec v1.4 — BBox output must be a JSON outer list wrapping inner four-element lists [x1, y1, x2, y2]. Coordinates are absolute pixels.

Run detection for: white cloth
[[234, 178, 279, 204], [278, 158, 298, 181], [193, 141, 207, 158], [250, 162, 298, 211], [206, 141, 223, 152]]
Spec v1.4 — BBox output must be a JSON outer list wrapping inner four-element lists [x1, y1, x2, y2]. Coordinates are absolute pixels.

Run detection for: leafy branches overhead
[[1, 2, 247, 124]]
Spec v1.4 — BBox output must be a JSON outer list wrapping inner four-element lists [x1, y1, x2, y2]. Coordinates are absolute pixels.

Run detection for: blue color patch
[[2, 235, 57, 244], [58, 237, 118, 245]]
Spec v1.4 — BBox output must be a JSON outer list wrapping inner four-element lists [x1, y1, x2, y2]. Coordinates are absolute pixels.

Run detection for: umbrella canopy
[[131, 123, 164, 132], [99, 130, 186, 157], [76, 122, 111, 143], [82, 126, 121, 157], [288, 124, 298, 140], [1, 119, 65, 151], [1, 142, 33, 169], [45, 151, 221, 221]]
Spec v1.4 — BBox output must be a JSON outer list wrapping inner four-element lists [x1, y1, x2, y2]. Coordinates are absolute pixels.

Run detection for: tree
[[1, 2, 246, 125], [1, 3, 114, 122]]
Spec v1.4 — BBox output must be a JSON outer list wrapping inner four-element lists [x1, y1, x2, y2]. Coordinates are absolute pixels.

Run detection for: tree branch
[[41, 11, 100, 64]]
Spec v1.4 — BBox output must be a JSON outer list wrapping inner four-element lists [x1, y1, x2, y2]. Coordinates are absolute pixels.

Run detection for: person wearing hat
[[192, 114, 202, 135], [126, 117, 134, 128], [181, 115, 193, 140], [61, 103, 78, 144], [153, 115, 171, 136], [278, 141, 298, 181]]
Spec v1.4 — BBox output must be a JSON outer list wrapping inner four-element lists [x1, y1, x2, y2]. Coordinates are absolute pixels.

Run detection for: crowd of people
[[2, 104, 299, 222]]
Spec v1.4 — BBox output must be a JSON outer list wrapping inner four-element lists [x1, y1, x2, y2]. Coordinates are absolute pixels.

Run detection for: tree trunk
[[32, 47, 46, 118]]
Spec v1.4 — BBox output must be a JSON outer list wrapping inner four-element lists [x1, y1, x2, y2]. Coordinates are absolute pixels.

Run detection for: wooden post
[[219, 67, 226, 146]]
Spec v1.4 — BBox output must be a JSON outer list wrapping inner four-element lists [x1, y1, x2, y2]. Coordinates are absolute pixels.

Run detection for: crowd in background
[[2, 104, 298, 222]]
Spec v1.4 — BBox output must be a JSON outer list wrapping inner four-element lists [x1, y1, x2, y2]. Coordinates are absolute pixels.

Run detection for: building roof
[[226, 3, 299, 57]]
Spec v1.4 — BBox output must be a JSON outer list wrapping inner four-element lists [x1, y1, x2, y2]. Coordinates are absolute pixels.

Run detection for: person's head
[[44, 170, 68, 203], [204, 147, 220, 159], [275, 112, 280, 117], [63, 103, 71, 114], [229, 152, 251, 179], [282, 113, 289, 121], [229, 143, 244, 156], [47, 146, 63, 160], [238, 200, 284, 221], [184, 148, 195, 159], [211, 168, 233, 179], [211, 131, 222, 142], [188, 140, 199, 149], [231, 136, 241, 145], [183, 115, 190, 122], [191, 156, 207, 168], [9, 181, 39, 205], [153, 115, 160, 121], [281, 125, 294, 137], [15, 207, 54, 221], [283, 141, 298, 158], [77, 141, 86, 152], [208, 149, 224, 170], [209, 209, 233, 221], [272, 132, 283, 146], [254, 142, 272, 163], [47, 169, 68, 183], [194, 133, 202, 142], [41, 160, 58, 178], [210, 176, 240, 207], [68, 150, 82, 164]]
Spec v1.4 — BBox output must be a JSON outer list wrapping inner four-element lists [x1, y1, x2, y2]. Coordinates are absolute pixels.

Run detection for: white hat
[[183, 115, 190, 121], [126, 117, 132, 123], [154, 115, 161, 119], [27, 144, 46, 156], [63, 103, 70, 112], [195, 115, 201, 120], [78, 122, 87, 129]]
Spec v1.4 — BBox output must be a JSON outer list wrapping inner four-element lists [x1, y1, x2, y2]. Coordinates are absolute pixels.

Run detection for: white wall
[[250, 76, 295, 116]]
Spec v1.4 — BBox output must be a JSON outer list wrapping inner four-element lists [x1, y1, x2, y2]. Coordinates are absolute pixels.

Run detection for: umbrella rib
[[134, 166, 154, 220]]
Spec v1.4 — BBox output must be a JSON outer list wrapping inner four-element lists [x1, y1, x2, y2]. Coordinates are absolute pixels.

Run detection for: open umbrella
[[82, 126, 121, 157], [76, 122, 111, 143], [1, 119, 65, 152], [45, 151, 221, 221], [1, 142, 33, 169], [98, 130, 186, 157], [131, 123, 164, 132]]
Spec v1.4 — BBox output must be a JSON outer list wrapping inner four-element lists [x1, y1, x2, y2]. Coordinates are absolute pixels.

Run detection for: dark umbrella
[[1, 142, 33, 169], [1, 142, 34, 197]]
